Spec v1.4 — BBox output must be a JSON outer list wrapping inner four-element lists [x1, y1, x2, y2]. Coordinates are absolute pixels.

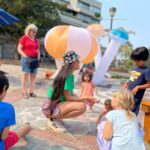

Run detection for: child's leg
[[85, 101, 94, 111], [89, 102, 94, 109], [131, 98, 142, 116], [15, 124, 31, 139], [4, 125, 31, 150]]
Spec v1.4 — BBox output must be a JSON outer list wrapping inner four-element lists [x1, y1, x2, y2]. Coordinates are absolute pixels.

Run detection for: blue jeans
[[21, 57, 38, 74]]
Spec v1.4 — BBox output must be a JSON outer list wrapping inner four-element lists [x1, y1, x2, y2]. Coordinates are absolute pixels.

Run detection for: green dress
[[47, 74, 74, 102]]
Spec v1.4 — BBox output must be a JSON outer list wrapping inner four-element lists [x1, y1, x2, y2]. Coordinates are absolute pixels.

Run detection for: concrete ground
[[0, 64, 149, 150]]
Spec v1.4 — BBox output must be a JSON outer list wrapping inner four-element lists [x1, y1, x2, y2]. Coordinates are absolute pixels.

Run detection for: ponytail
[[51, 63, 72, 101], [126, 109, 133, 120]]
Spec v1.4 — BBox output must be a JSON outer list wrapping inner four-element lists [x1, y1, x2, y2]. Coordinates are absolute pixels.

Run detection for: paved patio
[[0, 64, 149, 150]]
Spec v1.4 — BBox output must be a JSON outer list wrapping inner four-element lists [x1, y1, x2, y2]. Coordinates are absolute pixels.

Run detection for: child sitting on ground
[[0, 73, 31, 150], [80, 67, 99, 110], [98, 89, 145, 150], [96, 99, 113, 124], [97, 99, 113, 150]]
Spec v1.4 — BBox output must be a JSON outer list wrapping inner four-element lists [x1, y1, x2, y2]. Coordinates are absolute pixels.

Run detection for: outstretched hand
[[131, 86, 139, 95], [82, 97, 100, 103]]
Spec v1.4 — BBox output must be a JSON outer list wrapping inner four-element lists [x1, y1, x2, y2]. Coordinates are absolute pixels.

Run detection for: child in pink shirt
[[81, 67, 98, 110]]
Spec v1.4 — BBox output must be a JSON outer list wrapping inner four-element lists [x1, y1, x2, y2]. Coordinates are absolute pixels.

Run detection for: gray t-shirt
[[105, 110, 145, 150]]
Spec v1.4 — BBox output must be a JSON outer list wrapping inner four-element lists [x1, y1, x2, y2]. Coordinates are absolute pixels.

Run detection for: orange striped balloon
[[44, 25, 99, 63]]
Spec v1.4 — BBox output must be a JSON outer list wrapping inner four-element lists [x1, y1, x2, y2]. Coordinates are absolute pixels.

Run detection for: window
[[78, 14, 91, 23], [90, 6, 100, 13], [63, 0, 70, 2], [62, 10, 74, 17], [78, 1, 89, 10], [91, 19, 99, 24]]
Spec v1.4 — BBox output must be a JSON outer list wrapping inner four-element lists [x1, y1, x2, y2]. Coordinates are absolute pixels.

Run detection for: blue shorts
[[21, 57, 38, 74]]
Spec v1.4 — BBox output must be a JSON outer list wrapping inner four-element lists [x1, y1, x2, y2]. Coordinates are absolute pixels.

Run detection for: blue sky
[[98, 0, 150, 48]]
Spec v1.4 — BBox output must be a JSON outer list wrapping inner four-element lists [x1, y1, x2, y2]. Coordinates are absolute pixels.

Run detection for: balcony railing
[[60, 13, 88, 27]]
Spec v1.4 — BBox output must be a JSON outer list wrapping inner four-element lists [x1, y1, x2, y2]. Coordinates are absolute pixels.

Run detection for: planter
[[95, 12, 101, 18]]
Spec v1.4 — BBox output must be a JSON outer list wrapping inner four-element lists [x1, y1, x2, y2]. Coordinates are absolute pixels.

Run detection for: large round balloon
[[66, 26, 92, 61], [44, 25, 98, 63], [87, 24, 105, 37], [44, 25, 69, 59], [82, 34, 98, 63]]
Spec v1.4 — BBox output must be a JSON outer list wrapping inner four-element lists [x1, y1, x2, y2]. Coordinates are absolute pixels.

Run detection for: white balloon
[[67, 26, 92, 60], [94, 38, 102, 69], [93, 36, 124, 85], [74, 63, 83, 83]]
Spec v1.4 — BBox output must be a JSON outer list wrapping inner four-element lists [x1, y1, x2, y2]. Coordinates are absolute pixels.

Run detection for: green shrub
[[95, 12, 101, 18], [112, 74, 122, 79]]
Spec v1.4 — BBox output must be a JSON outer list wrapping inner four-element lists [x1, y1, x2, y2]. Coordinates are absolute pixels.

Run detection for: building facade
[[0, 0, 102, 61], [55, 0, 102, 27], [40, 0, 102, 62]]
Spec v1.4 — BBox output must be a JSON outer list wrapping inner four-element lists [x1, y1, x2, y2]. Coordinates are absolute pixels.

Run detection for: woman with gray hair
[[18, 24, 40, 98]]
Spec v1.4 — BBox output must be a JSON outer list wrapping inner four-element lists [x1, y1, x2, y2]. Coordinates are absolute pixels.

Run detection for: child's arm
[[138, 122, 144, 138], [132, 81, 150, 95], [1, 104, 16, 140], [91, 81, 95, 89], [1, 127, 10, 140], [123, 81, 128, 89], [96, 113, 103, 124], [64, 90, 89, 102], [103, 119, 113, 140], [94, 87, 99, 97], [97, 109, 108, 124], [80, 83, 84, 96], [132, 70, 150, 95], [91, 82, 97, 97]]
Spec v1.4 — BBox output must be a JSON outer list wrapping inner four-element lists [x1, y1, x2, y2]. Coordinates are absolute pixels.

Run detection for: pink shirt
[[81, 82, 95, 97]]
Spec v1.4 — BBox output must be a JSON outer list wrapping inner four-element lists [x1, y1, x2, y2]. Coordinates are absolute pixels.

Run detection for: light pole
[[108, 7, 116, 42], [109, 7, 116, 31], [109, 7, 117, 66]]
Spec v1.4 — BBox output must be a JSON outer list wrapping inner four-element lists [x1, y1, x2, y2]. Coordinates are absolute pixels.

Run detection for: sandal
[[22, 93, 29, 99], [29, 92, 37, 98]]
